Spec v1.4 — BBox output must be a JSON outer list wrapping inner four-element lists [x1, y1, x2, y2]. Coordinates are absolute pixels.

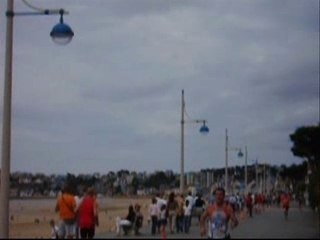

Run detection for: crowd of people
[[51, 183, 295, 239], [144, 189, 239, 239]]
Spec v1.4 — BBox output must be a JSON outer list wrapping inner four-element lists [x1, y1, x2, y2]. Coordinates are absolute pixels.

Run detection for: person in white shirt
[[148, 197, 160, 235], [185, 191, 194, 207], [183, 200, 192, 233], [159, 204, 168, 239], [185, 191, 194, 227], [155, 194, 167, 209], [155, 193, 167, 234]]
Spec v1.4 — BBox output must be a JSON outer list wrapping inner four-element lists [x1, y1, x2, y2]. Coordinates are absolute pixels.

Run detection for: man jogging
[[281, 192, 290, 220], [200, 187, 239, 239]]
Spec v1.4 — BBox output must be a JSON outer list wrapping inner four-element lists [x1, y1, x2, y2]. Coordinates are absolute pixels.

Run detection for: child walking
[[159, 204, 168, 239], [49, 219, 60, 239]]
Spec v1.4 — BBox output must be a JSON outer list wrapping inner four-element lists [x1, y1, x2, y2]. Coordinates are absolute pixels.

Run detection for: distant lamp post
[[225, 128, 243, 195], [244, 146, 248, 194], [0, 0, 73, 238], [180, 89, 209, 193], [251, 159, 259, 193]]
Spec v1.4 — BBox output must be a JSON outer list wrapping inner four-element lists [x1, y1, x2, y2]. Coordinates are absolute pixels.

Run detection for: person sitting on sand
[[115, 204, 136, 236]]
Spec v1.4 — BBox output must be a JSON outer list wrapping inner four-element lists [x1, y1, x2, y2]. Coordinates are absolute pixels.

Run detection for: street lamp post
[[0, 1, 73, 237], [263, 162, 266, 193], [225, 128, 243, 195], [180, 89, 209, 193], [244, 146, 248, 194], [255, 159, 258, 193]]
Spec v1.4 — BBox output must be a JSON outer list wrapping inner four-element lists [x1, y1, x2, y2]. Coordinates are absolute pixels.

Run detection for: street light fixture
[[0, 0, 73, 237], [225, 128, 243, 195], [50, 9, 74, 45], [199, 122, 210, 135], [180, 89, 209, 193]]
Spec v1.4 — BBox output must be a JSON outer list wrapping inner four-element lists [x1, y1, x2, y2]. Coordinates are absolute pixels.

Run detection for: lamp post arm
[[184, 119, 207, 125], [22, 0, 69, 14], [8, 11, 68, 16], [6, 0, 69, 17], [228, 147, 241, 152]]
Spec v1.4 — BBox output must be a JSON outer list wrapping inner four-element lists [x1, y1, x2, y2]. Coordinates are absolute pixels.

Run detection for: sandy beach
[[9, 196, 151, 238]]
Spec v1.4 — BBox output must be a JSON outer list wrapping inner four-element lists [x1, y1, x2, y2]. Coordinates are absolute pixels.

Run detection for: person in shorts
[[55, 184, 77, 239], [159, 204, 168, 239]]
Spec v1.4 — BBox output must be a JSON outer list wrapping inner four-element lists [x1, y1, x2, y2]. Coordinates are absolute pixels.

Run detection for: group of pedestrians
[[147, 190, 231, 239], [148, 191, 195, 238], [53, 184, 99, 239], [244, 191, 293, 220], [53, 184, 294, 239], [145, 188, 294, 239]]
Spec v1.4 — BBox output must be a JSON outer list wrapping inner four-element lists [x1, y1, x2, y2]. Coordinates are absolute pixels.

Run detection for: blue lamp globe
[[238, 150, 244, 158], [199, 124, 209, 135], [50, 12, 74, 45]]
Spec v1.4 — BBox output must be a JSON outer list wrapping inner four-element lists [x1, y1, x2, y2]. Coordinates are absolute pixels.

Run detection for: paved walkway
[[96, 205, 319, 239], [231, 206, 319, 239]]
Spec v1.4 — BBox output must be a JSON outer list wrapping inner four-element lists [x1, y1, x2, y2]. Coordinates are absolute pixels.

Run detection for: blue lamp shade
[[199, 125, 209, 134], [238, 150, 244, 158], [50, 22, 74, 45]]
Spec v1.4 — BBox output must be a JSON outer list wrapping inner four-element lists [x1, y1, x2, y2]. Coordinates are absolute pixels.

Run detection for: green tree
[[290, 124, 320, 166], [145, 171, 169, 189], [290, 124, 320, 214]]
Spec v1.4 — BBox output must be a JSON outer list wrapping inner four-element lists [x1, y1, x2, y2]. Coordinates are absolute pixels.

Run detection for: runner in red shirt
[[245, 193, 253, 218], [281, 193, 290, 220]]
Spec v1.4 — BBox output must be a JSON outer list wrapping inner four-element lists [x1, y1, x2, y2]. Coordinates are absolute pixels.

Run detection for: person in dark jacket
[[115, 205, 136, 235]]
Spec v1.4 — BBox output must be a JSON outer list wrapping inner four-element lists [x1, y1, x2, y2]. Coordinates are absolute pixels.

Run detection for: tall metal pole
[[268, 163, 271, 195], [225, 128, 228, 194], [255, 159, 258, 193], [180, 90, 185, 193], [263, 162, 266, 194], [0, 0, 14, 237], [245, 146, 247, 194]]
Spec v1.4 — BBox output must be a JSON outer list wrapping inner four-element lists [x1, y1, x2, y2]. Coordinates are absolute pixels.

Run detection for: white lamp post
[[225, 128, 243, 195], [244, 146, 248, 194], [0, 1, 73, 237], [180, 90, 209, 193]]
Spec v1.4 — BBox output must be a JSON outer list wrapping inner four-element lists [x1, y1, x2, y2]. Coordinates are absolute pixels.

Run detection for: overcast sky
[[0, 0, 319, 175]]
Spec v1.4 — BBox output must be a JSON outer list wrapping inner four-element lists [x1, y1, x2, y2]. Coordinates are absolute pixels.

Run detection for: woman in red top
[[78, 187, 99, 239], [245, 193, 253, 217], [281, 193, 290, 220]]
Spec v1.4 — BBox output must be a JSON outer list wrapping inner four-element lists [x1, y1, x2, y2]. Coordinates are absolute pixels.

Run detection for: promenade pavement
[[231, 205, 319, 239], [96, 204, 319, 239]]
